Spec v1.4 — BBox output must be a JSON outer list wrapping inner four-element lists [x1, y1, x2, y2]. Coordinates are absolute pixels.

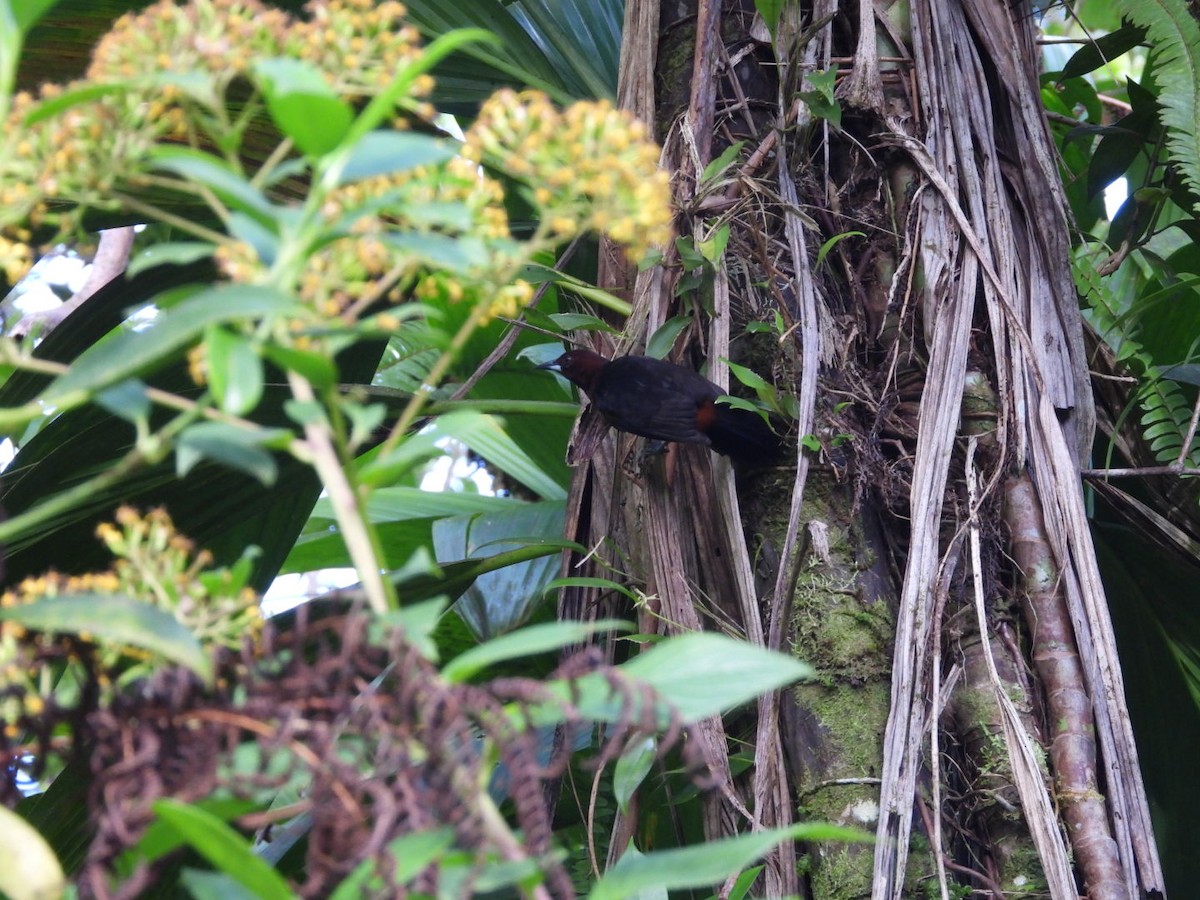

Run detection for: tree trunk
[[563, 0, 1167, 896]]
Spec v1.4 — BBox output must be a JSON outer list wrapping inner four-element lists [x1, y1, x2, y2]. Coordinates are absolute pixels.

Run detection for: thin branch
[[1082, 464, 1200, 478]]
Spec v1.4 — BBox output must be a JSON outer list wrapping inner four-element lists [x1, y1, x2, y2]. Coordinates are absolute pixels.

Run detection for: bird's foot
[[641, 439, 669, 458]]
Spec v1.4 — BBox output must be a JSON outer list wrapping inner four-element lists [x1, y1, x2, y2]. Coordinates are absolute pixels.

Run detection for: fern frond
[[1112, 0, 1200, 208]]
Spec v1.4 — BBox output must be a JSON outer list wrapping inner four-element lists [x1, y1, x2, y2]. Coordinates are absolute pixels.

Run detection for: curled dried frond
[[5, 599, 711, 897]]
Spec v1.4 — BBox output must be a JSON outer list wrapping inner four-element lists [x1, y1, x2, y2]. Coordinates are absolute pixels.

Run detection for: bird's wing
[[594, 360, 717, 444]]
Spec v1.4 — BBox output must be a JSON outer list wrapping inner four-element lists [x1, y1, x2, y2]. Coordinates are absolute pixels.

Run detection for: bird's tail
[[706, 404, 785, 465]]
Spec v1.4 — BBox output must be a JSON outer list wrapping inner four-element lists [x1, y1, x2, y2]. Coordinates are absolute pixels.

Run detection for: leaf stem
[[287, 371, 395, 613]]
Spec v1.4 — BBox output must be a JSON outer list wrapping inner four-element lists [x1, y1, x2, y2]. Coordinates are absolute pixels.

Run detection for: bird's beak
[[537, 359, 562, 371]]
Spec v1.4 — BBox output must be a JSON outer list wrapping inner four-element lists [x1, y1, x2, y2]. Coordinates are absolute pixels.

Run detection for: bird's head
[[537, 348, 608, 393]]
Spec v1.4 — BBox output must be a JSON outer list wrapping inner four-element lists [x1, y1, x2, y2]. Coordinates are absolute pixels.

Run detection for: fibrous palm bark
[[560, 0, 1166, 897]]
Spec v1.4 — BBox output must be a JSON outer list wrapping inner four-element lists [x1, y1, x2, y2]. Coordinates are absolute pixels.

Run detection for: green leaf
[[799, 68, 841, 126], [617, 633, 811, 721], [152, 800, 295, 900], [697, 223, 731, 265], [126, 241, 215, 279], [442, 618, 632, 682], [815, 230, 866, 268], [262, 343, 339, 391], [543, 576, 639, 603], [42, 284, 297, 406], [752, 0, 786, 42], [10, 0, 60, 32], [385, 232, 489, 273], [338, 131, 457, 185], [95, 378, 151, 425], [645, 316, 692, 360], [1087, 118, 1150, 200], [253, 58, 354, 159], [0, 594, 212, 683], [435, 413, 567, 500], [151, 147, 278, 220], [590, 824, 870, 899], [22, 80, 127, 125], [177, 422, 290, 486], [700, 140, 746, 184], [206, 326, 264, 416], [613, 735, 656, 814], [1061, 23, 1147, 80], [547, 312, 618, 332], [0, 805, 66, 900]]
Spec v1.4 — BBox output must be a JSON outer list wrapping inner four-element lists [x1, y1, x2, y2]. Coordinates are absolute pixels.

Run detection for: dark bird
[[539, 349, 783, 464]]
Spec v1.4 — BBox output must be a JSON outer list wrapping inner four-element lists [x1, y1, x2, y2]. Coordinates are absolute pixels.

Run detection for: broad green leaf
[[130, 798, 258, 864], [338, 131, 457, 185], [152, 147, 278, 220], [127, 241, 215, 278], [95, 378, 151, 424], [152, 800, 294, 900], [697, 223, 731, 265], [254, 58, 354, 159], [206, 326, 264, 416], [432, 501, 567, 639], [590, 824, 870, 899], [619, 633, 811, 721], [701, 140, 746, 183], [645, 315, 692, 359], [752, 0, 786, 42], [227, 212, 279, 266], [42, 284, 298, 406], [727, 864, 765, 900], [385, 232, 489, 272], [0, 594, 212, 682], [0, 805, 65, 900], [262, 344, 339, 391], [541, 633, 811, 727], [442, 618, 632, 682], [1061, 23, 1147, 80], [435, 413, 567, 500], [613, 735, 656, 814], [724, 359, 771, 394], [548, 312, 618, 332], [10, 0, 60, 33], [15, 759, 90, 875], [177, 421, 288, 486]]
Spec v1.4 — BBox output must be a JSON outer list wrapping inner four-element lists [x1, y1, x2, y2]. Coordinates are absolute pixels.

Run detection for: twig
[[288, 371, 395, 614], [11, 227, 135, 339], [1081, 464, 1200, 478], [447, 236, 582, 402]]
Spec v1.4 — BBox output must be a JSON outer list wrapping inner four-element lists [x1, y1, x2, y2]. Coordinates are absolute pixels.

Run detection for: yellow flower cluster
[[88, 0, 289, 82], [463, 90, 674, 258], [0, 85, 163, 236], [0, 234, 33, 286], [1, 507, 261, 729], [414, 273, 534, 323], [97, 506, 261, 649], [1, 0, 435, 243], [292, 156, 516, 320], [287, 0, 431, 110]]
